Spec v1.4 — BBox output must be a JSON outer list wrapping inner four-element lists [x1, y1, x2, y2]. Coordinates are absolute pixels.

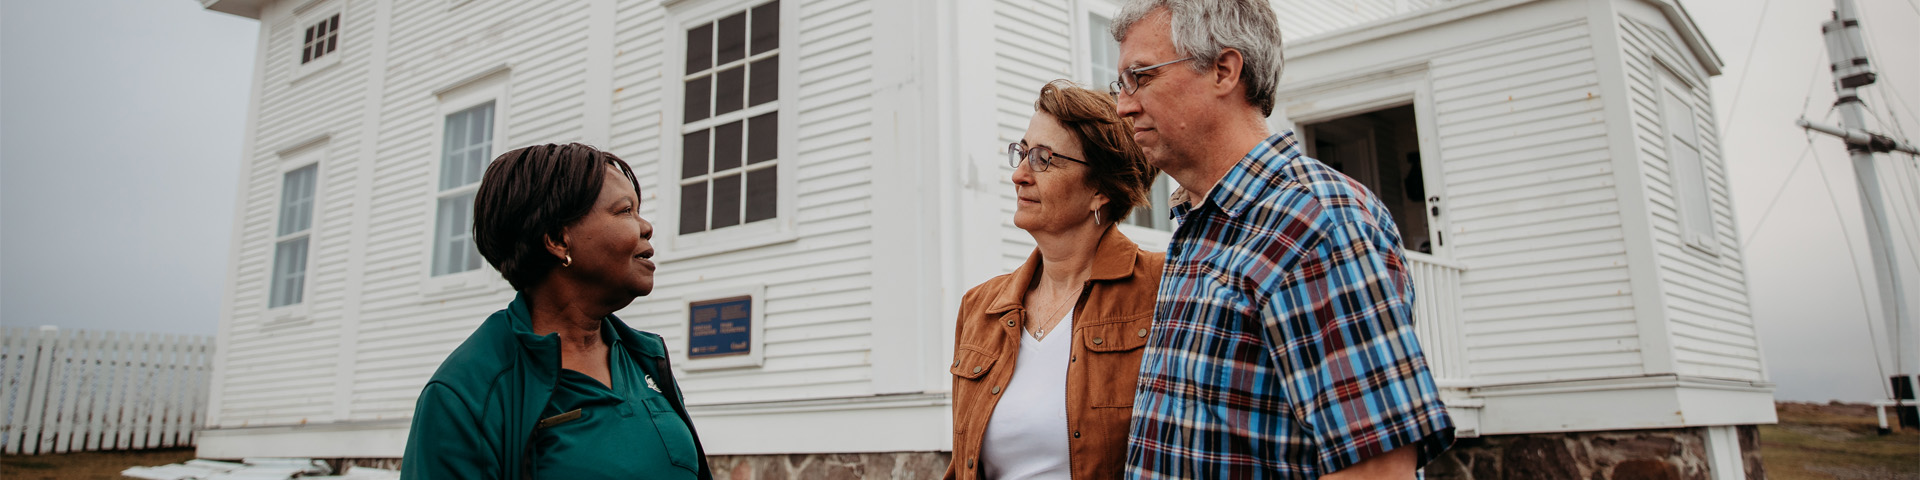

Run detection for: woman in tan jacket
[[946, 80, 1163, 480]]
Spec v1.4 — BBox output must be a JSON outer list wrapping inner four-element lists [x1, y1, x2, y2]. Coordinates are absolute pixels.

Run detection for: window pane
[[270, 237, 308, 308], [441, 102, 494, 190], [750, 1, 779, 55], [306, 25, 316, 44], [746, 167, 777, 223], [717, 12, 747, 65], [279, 165, 317, 236], [715, 66, 744, 115], [749, 56, 777, 107], [434, 193, 478, 276], [441, 111, 468, 190], [1088, 14, 1119, 89], [747, 113, 776, 164], [303, 45, 313, 64], [711, 173, 742, 230], [686, 24, 714, 73], [329, 14, 339, 33], [680, 182, 708, 234], [682, 129, 710, 179], [714, 120, 742, 172], [684, 76, 711, 123], [326, 35, 336, 54]]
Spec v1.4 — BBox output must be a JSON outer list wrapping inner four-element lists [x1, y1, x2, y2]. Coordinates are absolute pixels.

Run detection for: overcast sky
[[2, 0, 1916, 403]]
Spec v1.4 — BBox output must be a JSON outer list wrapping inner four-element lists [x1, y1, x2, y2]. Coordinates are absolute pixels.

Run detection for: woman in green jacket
[[402, 143, 711, 479]]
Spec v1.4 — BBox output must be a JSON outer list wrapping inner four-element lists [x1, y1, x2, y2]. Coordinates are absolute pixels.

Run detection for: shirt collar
[[986, 225, 1140, 314], [1184, 131, 1304, 220]]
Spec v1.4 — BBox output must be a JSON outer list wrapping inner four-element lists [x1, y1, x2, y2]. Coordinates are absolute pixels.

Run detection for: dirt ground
[[0, 447, 195, 480], [1762, 402, 1920, 480]]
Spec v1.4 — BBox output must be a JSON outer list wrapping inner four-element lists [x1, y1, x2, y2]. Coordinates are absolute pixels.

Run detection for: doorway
[[1301, 104, 1435, 253]]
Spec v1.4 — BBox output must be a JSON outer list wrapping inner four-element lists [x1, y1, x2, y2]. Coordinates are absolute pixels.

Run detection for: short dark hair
[[472, 143, 640, 291], [1033, 80, 1158, 224]]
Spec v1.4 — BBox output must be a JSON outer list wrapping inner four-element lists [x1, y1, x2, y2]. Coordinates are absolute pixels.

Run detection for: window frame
[[659, 0, 798, 260], [291, 1, 343, 82], [1076, 0, 1121, 93], [1655, 60, 1719, 256], [1075, 0, 1175, 235], [420, 68, 512, 299], [268, 160, 321, 314]]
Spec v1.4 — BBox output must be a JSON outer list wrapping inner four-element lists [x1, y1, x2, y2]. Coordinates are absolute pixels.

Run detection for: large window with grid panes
[[1082, 3, 1173, 231], [679, 0, 780, 235]]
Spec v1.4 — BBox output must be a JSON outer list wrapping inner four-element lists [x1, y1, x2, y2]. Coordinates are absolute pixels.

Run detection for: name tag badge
[[536, 409, 583, 430]]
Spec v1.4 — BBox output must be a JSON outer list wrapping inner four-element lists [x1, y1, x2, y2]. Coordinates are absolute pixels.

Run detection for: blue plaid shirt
[[1126, 131, 1454, 478]]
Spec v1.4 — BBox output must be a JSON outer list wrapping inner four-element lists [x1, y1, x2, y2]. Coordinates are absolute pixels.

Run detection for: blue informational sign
[[688, 295, 752, 359]]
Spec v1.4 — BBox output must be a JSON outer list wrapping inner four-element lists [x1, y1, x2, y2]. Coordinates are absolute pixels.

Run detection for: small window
[[271, 164, 319, 308], [301, 13, 340, 65], [1660, 72, 1715, 251], [680, 0, 780, 235], [433, 101, 494, 276]]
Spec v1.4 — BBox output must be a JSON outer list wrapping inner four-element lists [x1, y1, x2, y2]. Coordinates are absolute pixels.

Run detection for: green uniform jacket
[[401, 294, 714, 479]]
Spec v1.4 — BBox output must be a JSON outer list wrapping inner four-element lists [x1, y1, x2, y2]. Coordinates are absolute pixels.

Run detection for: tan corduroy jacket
[[944, 226, 1165, 480]]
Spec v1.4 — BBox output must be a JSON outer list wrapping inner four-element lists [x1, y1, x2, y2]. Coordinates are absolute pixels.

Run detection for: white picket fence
[[1, 326, 213, 455]]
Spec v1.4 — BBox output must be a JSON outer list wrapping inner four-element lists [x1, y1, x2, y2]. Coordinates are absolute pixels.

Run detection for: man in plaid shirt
[[1107, 1, 1455, 478]]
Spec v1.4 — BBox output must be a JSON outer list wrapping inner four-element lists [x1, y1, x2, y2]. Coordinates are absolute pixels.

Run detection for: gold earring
[[562, 254, 573, 267]]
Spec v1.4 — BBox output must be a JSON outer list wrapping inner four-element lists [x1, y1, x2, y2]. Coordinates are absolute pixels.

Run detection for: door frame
[[1272, 63, 1452, 259]]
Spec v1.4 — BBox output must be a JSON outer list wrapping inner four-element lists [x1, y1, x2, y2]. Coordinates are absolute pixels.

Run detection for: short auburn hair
[[1033, 79, 1158, 224], [472, 143, 640, 291]]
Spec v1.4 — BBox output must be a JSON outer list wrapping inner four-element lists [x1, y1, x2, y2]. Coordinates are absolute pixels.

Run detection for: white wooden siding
[[990, 0, 1074, 272], [1429, 20, 1647, 385], [346, 0, 593, 422], [1273, 0, 1443, 40], [216, 0, 375, 428], [605, 0, 883, 405], [1616, 14, 1762, 381]]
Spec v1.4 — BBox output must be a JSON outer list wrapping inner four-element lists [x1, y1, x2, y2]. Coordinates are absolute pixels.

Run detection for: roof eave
[[1649, 0, 1724, 76], [200, 0, 267, 20]]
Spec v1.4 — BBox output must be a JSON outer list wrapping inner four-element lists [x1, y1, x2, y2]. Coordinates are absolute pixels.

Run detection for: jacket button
[[968, 458, 975, 469], [991, 386, 1001, 395], [1073, 431, 1081, 438], [953, 359, 959, 367], [1091, 337, 1104, 345], [972, 366, 983, 374], [1137, 328, 1148, 338], [1007, 319, 1015, 327]]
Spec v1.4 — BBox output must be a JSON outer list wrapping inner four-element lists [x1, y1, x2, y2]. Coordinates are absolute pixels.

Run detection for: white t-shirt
[[980, 310, 1073, 480]]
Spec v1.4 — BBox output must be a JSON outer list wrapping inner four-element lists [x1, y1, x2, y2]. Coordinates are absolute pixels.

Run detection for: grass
[[0, 447, 196, 480], [1760, 402, 1920, 480]]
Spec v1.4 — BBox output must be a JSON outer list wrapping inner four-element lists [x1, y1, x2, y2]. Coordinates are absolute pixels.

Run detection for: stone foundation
[[315, 426, 1771, 479], [708, 452, 952, 480], [1424, 425, 1766, 480]]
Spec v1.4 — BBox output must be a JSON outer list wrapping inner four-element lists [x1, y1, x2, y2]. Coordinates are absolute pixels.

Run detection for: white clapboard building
[[198, 0, 1773, 474]]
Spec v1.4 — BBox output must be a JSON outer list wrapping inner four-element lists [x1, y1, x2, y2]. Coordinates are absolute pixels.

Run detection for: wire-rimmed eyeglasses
[[1007, 142, 1087, 172], [1107, 57, 1196, 97]]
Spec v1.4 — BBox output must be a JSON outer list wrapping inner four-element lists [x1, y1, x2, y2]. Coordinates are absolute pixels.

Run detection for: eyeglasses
[[1007, 142, 1087, 172], [1108, 57, 1196, 97]]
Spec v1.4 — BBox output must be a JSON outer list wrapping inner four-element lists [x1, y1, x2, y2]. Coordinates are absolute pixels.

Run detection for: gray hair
[[1110, 0, 1285, 116]]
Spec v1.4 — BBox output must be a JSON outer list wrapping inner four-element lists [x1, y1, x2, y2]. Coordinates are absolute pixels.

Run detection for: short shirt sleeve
[[1265, 212, 1455, 474]]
